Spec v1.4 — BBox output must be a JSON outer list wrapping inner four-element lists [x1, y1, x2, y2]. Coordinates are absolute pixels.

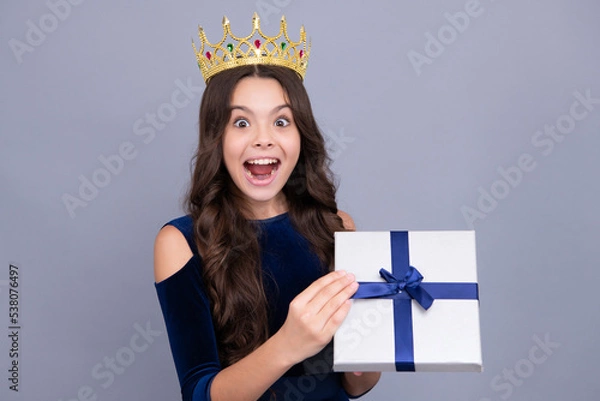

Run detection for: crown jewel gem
[[192, 12, 311, 83]]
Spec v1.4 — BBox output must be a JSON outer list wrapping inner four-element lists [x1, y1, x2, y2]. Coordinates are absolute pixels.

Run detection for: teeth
[[246, 158, 278, 165]]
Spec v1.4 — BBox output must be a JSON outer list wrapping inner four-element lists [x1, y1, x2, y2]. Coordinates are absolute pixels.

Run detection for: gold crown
[[192, 12, 310, 83]]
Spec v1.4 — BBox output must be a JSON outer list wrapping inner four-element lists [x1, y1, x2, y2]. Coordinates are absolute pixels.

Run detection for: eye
[[275, 117, 290, 127], [233, 118, 250, 128]]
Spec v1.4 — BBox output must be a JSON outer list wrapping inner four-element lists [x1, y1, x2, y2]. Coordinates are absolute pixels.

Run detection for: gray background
[[1, 0, 598, 400]]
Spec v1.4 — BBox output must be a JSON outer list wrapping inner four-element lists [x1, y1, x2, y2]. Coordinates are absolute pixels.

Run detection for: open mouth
[[243, 158, 280, 181]]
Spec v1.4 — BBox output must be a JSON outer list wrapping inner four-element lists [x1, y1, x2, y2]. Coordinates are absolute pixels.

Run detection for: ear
[[337, 210, 356, 231]]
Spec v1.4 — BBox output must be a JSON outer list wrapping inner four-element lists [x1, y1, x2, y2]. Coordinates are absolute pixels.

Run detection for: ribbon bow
[[353, 266, 434, 310]]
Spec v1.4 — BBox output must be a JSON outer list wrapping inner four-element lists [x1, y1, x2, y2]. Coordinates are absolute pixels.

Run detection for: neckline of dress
[[252, 212, 289, 224]]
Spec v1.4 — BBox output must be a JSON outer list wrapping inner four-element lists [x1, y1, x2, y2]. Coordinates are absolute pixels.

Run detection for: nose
[[252, 124, 274, 148]]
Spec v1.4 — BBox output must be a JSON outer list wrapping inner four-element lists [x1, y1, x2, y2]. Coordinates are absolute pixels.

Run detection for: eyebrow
[[230, 104, 291, 114]]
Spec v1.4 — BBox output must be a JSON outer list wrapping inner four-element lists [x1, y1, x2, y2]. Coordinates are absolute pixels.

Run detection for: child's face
[[222, 76, 301, 216]]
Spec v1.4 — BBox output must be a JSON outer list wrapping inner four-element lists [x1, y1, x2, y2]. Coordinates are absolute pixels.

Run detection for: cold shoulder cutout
[[160, 215, 198, 253], [154, 220, 198, 283]]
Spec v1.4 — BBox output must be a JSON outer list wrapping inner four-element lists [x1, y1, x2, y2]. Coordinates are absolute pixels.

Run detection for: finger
[[306, 273, 356, 315], [323, 297, 354, 334], [316, 279, 358, 321], [294, 270, 347, 304]]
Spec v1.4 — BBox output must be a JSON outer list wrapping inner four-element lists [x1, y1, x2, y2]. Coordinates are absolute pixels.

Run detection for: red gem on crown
[[254, 39, 261, 48], [205, 51, 212, 60]]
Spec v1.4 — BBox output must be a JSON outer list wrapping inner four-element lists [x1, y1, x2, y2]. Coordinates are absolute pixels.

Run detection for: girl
[[154, 17, 380, 401]]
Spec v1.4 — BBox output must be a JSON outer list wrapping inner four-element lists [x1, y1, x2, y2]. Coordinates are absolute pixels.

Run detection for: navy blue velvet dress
[[155, 213, 359, 401]]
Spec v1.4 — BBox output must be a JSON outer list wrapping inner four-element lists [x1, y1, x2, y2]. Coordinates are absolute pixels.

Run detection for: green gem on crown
[[227, 43, 234, 52], [281, 42, 287, 50]]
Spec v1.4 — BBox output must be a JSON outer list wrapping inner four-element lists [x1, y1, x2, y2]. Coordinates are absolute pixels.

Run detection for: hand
[[277, 270, 358, 365], [342, 371, 382, 397]]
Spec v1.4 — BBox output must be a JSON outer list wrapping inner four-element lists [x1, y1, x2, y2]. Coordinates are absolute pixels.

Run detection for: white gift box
[[333, 231, 483, 372]]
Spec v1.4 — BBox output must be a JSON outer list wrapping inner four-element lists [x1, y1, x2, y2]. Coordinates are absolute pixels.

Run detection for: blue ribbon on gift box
[[350, 231, 479, 371]]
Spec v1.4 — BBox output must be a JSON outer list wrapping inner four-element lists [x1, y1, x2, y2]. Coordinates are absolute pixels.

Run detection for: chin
[[239, 184, 286, 204]]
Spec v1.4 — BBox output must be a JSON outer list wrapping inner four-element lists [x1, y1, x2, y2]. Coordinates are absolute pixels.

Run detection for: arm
[[209, 269, 357, 401], [154, 225, 358, 401], [336, 210, 383, 397]]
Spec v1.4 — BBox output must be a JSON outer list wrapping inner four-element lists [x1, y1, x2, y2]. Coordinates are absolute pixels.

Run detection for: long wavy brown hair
[[185, 64, 345, 367]]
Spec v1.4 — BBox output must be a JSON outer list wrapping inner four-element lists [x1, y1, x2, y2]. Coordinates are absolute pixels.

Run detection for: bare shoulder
[[153, 225, 194, 283], [337, 210, 356, 231]]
